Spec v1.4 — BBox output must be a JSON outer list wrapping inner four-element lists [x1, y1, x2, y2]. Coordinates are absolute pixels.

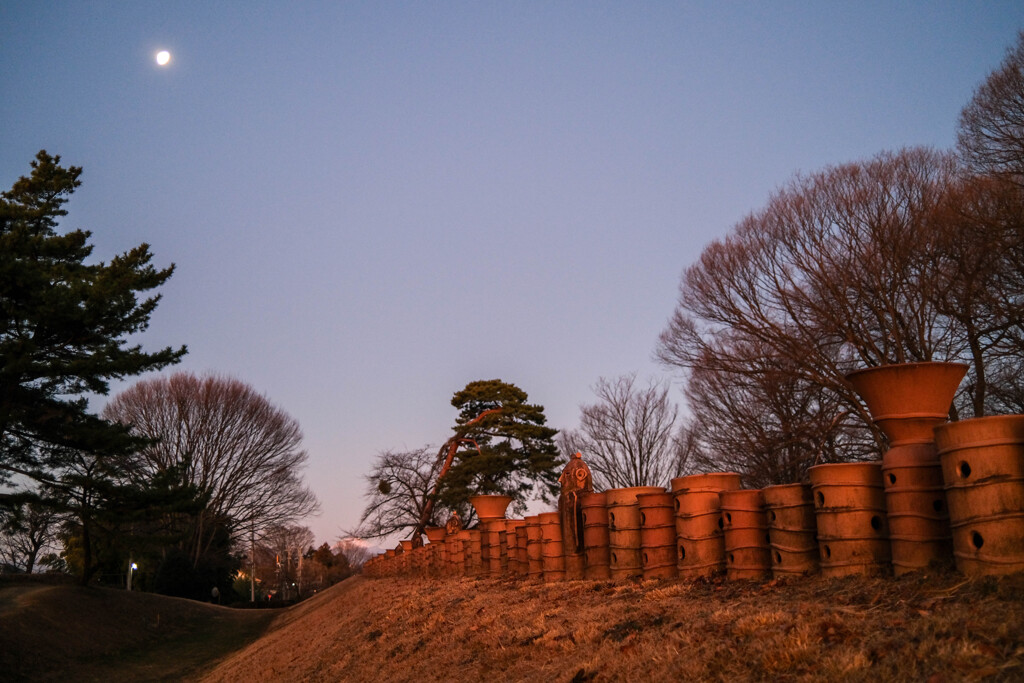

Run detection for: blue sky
[[3, 2, 1022, 546]]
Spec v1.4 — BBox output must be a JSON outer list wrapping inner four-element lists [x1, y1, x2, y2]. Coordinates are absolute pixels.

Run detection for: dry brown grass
[[204, 569, 1024, 682]]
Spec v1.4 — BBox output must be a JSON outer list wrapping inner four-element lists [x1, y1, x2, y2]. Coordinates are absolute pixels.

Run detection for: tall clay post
[[559, 452, 593, 577]]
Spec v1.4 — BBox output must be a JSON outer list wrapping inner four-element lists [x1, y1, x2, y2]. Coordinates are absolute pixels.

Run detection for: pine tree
[[0, 150, 186, 484], [438, 379, 560, 518]]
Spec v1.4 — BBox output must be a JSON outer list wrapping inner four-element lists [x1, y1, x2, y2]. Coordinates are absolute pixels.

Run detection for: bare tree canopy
[[958, 31, 1024, 183], [355, 446, 444, 541], [659, 146, 1023, 483], [103, 372, 319, 558], [558, 374, 689, 489]]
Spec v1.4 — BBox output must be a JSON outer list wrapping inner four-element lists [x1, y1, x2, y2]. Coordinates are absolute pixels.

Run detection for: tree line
[[356, 33, 1024, 537], [0, 151, 323, 601], [658, 33, 1024, 487]]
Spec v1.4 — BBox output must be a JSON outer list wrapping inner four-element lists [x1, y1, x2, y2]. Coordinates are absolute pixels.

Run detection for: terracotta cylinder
[[464, 529, 483, 577], [505, 519, 526, 577], [935, 415, 1024, 576], [721, 489, 771, 581], [515, 524, 529, 576], [638, 491, 678, 580], [809, 462, 891, 578], [763, 483, 818, 577], [882, 444, 953, 574], [444, 535, 461, 576], [672, 473, 741, 579], [581, 491, 611, 580], [539, 511, 566, 582], [480, 519, 508, 577], [525, 516, 543, 579], [607, 486, 665, 581], [847, 361, 965, 575]]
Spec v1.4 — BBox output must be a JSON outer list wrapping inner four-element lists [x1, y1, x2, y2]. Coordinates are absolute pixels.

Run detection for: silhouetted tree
[[103, 373, 320, 565], [958, 31, 1024, 185], [355, 446, 444, 540], [558, 374, 689, 489], [438, 379, 560, 518], [0, 151, 185, 490]]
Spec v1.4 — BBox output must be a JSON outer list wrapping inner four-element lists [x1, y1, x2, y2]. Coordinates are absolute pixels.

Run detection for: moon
[[156, 50, 171, 66]]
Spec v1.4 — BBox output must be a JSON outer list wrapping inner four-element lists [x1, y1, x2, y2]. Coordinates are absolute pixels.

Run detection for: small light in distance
[[156, 50, 171, 66]]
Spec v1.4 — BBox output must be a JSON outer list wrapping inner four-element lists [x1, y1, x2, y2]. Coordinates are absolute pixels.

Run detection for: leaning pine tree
[[436, 379, 561, 520]]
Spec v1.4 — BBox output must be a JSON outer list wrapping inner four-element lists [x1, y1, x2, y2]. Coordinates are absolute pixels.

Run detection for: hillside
[[3, 571, 1023, 681], [204, 570, 1024, 682], [0, 577, 273, 682]]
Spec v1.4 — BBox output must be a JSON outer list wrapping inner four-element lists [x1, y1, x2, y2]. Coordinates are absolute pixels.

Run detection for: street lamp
[[127, 560, 138, 591]]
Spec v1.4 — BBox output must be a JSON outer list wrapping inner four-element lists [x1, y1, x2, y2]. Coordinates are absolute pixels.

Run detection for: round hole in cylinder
[[971, 531, 984, 549], [679, 544, 686, 560], [888, 473, 896, 485], [582, 512, 589, 524], [609, 512, 616, 529], [728, 553, 735, 564], [640, 512, 647, 526], [725, 512, 732, 525], [643, 552, 649, 564], [774, 551, 782, 565], [769, 510, 776, 523], [824, 545, 831, 559], [870, 515, 882, 531], [717, 517, 724, 530], [933, 499, 945, 513], [674, 499, 680, 512], [816, 491, 825, 507], [611, 551, 618, 564], [958, 461, 972, 479]]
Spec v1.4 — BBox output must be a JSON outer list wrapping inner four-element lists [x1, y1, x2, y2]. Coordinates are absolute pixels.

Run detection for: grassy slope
[[0, 579, 274, 682], [3, 570, 1022, 682], [203, 570, 1024, 682]]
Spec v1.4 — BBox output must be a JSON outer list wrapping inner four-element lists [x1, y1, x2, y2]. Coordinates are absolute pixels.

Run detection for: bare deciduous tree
[[558, 374, 689, 490], [354, 447, 445, 541], [103, 372, 320, 564], [0, 499, 62, 573], [958, 31, 1024, 184]]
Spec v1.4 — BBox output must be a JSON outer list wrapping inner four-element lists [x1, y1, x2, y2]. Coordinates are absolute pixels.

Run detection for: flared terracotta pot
[[846, 361, 967, 445], [847, 361, 964, 574], [424, 526, 447, 543], [469, 494, 513, 521], [935, 414, 1024, 576]]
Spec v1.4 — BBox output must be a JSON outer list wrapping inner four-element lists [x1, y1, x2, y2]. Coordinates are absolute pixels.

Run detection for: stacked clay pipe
[[525, 516, 543, 579], [581, 491, 611, 579], [638, 491, 678, 580], [538, 511, 566, 582], [935, 415, 1024, 576], [847, 362, 966, 575], [720, 489, 771, 581], [763, 483, 818, 577], [607, 486, 665, 580], [672, 473, 742, 579], [809, 462, 890, 577]]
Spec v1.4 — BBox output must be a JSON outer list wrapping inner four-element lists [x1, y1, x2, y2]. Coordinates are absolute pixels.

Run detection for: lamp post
[[127, 558, 138, 591]]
